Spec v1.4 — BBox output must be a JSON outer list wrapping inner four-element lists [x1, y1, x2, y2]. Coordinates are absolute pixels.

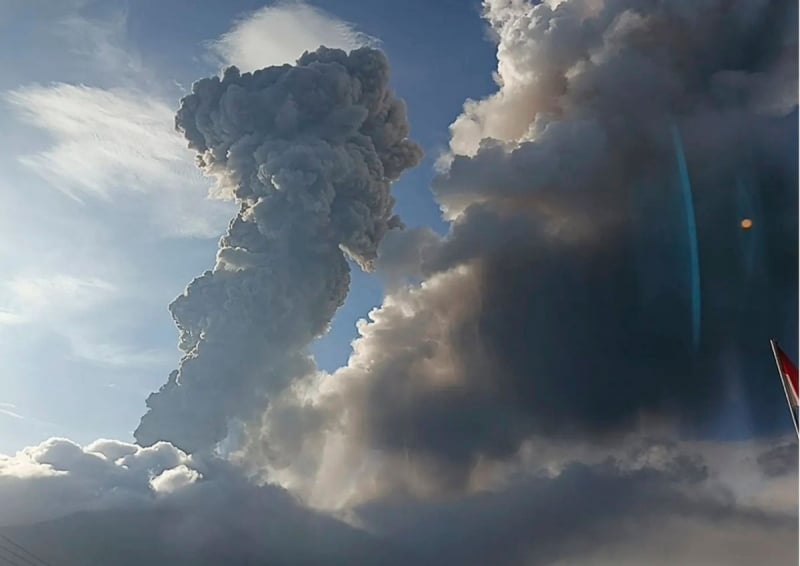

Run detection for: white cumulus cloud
[[150, 464, 202, 494], [0, 437, 199, 527]]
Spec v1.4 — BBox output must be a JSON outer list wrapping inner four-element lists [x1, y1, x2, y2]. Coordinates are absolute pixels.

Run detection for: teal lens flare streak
[[670, 123, 702, 350]]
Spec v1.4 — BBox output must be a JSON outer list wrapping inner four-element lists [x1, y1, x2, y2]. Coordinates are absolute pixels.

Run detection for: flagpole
[[770, 339, 799, 437]]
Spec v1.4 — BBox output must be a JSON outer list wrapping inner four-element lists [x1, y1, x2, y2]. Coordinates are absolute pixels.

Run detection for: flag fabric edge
[[770, 339, 799, 438]]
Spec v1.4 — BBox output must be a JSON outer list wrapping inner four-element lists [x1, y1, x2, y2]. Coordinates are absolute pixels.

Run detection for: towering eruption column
[[135, 47, 422, 454]]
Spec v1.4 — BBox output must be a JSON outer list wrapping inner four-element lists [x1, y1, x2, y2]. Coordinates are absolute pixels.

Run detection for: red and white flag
[[770, 339, 799, 436]]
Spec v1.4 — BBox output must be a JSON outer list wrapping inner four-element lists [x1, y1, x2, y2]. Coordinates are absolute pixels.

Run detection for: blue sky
[[0, 0, 496, 453]]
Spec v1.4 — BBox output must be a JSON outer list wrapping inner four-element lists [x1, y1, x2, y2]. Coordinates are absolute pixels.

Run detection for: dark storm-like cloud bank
[[258, 0, 799, 488]]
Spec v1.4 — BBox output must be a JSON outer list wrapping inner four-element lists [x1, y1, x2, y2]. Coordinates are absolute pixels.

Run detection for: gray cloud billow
[[3, 439, 795, 566], [357, 450, 795, 566], [756, 441, 798, 478], [295, 0, 799, 483], [134, 46, 422, 454]]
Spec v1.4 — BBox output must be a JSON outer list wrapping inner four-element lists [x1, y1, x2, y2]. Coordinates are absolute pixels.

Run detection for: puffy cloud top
[[0, 438, 198, 527]]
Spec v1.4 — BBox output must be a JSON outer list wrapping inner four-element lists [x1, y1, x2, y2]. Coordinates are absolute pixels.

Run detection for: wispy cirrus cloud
[[55, 7, 146, 82], [0, 406, 24, 421], [0, 273, 174, 370], [209, 0, 378, 72], [6, 83, 177, 203], [0, 311, 25, 326], [67, 340, 175, 369], [1, 274, 117, 323], [4, 83, 231, 238], [0, 403, 60, 433]]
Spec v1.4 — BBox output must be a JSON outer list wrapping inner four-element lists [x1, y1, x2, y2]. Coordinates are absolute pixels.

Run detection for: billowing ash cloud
[[356, 441, 797, 566], [249, 0, 797, 497], [0, 437, 404, 565], [419, 0, 798, 442], [135, 46, 422, 453], [1, 437, 795, 565]]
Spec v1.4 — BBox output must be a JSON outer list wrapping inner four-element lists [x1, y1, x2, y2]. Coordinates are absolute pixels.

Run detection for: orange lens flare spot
[[740, 218, 753, 229]]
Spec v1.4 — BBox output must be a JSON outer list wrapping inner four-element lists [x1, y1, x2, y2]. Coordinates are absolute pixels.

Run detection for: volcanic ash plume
[[243, 0, 797, 502], [135, 47, 422, 454]]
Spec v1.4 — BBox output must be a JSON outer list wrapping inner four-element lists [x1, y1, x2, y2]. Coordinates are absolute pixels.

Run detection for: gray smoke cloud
[[756, 441, 797, 478], [135, 46, 422, 453], [245, 0, 797, 499], [2, 437, 795, 565], [356, 442, 796, 566]]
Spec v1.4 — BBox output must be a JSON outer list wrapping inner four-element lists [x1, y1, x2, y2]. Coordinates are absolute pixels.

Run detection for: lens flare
[[670, 123, 701, 351]]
